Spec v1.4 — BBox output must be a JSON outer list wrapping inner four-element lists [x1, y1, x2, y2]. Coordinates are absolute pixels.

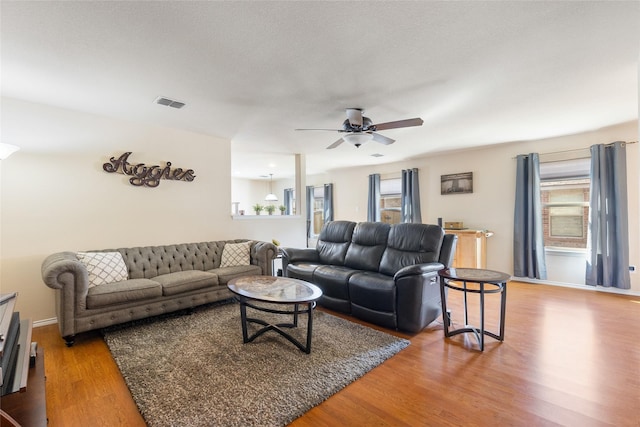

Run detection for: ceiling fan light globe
[[343, 133, 372, 147]]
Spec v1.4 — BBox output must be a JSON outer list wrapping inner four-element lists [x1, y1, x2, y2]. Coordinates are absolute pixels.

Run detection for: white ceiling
[[2, 2, 638, 179]]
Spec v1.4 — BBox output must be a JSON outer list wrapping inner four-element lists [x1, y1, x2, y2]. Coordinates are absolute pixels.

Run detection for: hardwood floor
[[32, 282, 640, 426]]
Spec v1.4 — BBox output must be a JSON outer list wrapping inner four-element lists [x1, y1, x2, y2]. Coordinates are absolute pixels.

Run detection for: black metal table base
[[440, 274, 507, 351], [236, 298, 316, 354]]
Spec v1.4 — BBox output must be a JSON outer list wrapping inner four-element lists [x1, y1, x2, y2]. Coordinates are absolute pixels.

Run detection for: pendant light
[[265, 174, 278, 202]]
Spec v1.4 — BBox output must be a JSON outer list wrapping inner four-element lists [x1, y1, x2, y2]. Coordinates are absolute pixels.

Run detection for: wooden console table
[[445, 229, 493, 269]]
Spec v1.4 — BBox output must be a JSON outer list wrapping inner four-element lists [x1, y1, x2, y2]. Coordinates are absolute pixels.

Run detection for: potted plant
[[279, 205, 286, 215], [252, 203, 264, 215], [265, 204, 276, 215]]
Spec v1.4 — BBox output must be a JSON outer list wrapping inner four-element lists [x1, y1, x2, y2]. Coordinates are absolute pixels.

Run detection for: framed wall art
[[441, 172, 473, 195]]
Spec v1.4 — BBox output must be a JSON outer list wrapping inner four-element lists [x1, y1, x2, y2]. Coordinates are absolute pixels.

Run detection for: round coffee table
[[438, 268, 511, 351], [227, 275, 323, 354]]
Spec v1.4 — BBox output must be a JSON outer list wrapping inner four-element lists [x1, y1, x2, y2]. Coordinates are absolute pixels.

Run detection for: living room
[[1, 2, 639, 426]]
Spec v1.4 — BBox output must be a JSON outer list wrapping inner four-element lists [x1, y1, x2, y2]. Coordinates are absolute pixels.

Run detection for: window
[[380, 178, 401, 225], [540, 158, 590, 250]]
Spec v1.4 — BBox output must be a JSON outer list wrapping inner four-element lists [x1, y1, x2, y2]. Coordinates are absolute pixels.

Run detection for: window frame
[[379, 177, 402, 225], [540, 158, 590, 251], [310, 186, 325, 238]]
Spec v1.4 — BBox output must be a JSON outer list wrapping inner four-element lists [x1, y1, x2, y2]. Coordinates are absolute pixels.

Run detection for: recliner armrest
[[394, 262, 444, 280], [280, 247, 320, 263]]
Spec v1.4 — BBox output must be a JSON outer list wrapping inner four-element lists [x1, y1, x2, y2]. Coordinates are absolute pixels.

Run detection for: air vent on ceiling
[[155, 96, 185, 109]]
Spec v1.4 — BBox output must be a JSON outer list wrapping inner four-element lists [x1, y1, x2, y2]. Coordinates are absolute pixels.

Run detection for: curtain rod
[[513, 140, 637, 159]]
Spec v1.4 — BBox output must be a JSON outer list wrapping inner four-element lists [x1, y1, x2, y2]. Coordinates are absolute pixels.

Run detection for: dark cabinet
[[1, 294, 47, 427]]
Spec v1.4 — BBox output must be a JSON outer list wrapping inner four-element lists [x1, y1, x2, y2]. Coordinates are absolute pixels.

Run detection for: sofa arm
[[280, 247, 320, 274], [41, 252, 90, 340], [394, 262, 445, 332], [394, 262, 444, 280], [281, 247, 319, 263], [42, 252, 89, 292], [250, 241, 278, 276]]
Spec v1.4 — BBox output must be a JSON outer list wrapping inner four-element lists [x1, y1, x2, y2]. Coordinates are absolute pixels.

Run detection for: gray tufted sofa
[[282, 221, 457, 333], [42, 239, 277, 346]]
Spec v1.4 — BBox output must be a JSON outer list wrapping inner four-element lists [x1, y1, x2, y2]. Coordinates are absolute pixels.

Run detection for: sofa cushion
[[209, 265, 261, 285], [220, 242, 251, 267], [314, 265, 358, 296], [379, 224, 444, 276], [287, 262, 323, 283], [77, 251, 129, 287], [344, 222, 390, 272], [86, 279, 162, 309], [348, 271, 396, 312], [314, 265, 359, 313], [316, 221, 356, 265], [153, 271, 219, 296]]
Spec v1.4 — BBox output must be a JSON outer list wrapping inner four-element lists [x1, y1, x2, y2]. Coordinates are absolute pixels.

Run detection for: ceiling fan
[[295, 108, 423, 149]]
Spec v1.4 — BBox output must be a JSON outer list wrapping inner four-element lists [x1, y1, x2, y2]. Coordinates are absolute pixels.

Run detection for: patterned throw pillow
[[77, 251, 129, 287], [220, 242, 251, 267]]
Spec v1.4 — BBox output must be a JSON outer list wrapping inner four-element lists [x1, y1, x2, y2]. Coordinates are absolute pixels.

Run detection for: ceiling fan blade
[[345, 108, 363, 127], [372, 118, 424, 131], [326, 138, 344, 150], [295, 128, 344, 131], [371, 132, 395, 145]]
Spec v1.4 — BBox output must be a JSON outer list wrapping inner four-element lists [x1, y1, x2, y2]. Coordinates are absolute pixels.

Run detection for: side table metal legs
[[440, 276, 507, 351]]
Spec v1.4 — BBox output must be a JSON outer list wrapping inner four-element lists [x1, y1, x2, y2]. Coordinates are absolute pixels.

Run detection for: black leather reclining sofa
[[281, 221, 457, 333]]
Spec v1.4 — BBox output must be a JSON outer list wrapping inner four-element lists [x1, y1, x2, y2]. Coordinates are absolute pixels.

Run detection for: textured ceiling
[[2, 1, 638, 178]]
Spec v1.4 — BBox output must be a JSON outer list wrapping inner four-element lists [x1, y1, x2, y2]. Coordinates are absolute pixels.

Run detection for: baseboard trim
[[34, 318, 57, 328], [516, 277, 640, 297]]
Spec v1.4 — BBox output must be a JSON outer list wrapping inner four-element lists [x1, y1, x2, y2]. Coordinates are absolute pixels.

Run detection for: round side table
[[438, 267, 511, 351]]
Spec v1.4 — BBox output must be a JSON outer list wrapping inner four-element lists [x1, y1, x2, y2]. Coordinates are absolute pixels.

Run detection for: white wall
[[317, 121, 639, 292], [231, 178, 269, 214], [0, 98, 306, 322]]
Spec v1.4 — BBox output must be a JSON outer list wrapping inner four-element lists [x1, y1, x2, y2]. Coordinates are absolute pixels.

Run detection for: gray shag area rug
[[103, 301, 410, 427]]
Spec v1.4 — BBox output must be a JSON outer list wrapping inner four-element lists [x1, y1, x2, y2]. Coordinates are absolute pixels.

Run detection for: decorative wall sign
[[441, 172, 473, 195], [103, 152, 196, 188]]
